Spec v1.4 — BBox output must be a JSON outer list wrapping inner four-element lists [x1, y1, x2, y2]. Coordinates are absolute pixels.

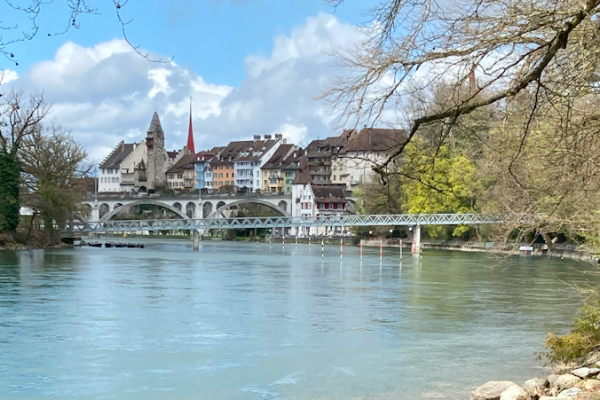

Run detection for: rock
[[587, 352, 600, 365], [555, 374, 581, 389], [499, 385, 528, 400], [539, 397, 570, 400], [582, 379, 600, 391], [547, 374, 561, 388], [523, 378, 544, 395], [471, 381, 520, 400], [559, 387, 583, 398], [571, 367, 600, 378]]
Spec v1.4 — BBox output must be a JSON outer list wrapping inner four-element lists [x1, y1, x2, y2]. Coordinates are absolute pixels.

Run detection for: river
[[1, 240, 598, 399]]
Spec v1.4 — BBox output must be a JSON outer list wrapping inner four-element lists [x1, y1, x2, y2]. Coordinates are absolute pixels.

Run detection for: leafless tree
[[0, 0, 171, 64], [20, 123, 92, 244], [324, 0, 600, 174], [324, 0, 600, 247]]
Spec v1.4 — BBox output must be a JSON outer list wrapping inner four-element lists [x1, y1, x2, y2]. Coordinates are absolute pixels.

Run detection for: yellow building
[[166, 154, 196, 191], [261, 144, 298, 194]]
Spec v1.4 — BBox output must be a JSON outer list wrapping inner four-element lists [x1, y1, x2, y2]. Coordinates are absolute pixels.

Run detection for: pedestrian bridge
[[80, 193, 292, 222], [72, 213, 503, 233]]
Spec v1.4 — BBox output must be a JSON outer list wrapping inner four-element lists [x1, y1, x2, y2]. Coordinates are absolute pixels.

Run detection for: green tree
[[401, 143, 481, 237], [0, 91, 48, 234]]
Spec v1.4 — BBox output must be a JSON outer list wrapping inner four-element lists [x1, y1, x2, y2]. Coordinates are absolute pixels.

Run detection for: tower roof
[[147, 112, 164, 139], [187, 99, 196, 153]]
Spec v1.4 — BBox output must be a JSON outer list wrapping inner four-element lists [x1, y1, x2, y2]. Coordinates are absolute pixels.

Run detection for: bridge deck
[[72, 214, 503, 233]]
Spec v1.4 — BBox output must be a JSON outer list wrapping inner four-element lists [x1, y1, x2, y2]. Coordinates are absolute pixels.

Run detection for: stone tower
[[145, 112, 167, 189]]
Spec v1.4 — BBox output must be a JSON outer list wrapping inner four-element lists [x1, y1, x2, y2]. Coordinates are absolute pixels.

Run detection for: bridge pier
[[411, 225, 421, 255], [193, 230, 201, 251], [91, 207, 100, 223]]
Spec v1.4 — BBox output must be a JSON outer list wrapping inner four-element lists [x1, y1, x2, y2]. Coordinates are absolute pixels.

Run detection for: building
[[233, 134, 282, 191], [305, 135, 348, 185], [210, 146, 235, 191], [193, 150, 217, 191], [98, 141, 136, 193], [166, 154, 197, 191], [261, 144, 300, 194], [341, 126, 406, 188], [145, 112, 168, 188], [291, 157, 348, 237], [97, 112, 194, 194], [211, 135, 283, 192]]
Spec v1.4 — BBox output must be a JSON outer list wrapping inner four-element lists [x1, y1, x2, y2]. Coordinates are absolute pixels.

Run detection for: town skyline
[[0, 1, 388, 165]]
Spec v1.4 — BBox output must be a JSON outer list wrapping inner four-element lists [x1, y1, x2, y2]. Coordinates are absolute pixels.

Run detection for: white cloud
[[6, 13, 366, 160], [274, 123, 308, 145], [0, 69, 18, 84]]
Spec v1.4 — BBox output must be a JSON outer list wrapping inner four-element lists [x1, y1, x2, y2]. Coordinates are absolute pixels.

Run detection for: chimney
[[253, 135, 260, 141], [274, 133, 283, 141], [264, 134, 272, 140], [283, 139, 287, 144]]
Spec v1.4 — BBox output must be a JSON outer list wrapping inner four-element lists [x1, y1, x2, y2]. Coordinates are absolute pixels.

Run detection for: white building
[[339, 127, 406, 188], [98, 141, 135, 193]]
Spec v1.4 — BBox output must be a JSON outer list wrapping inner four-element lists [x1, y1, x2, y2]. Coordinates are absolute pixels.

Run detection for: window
[[219, 181, 223, 187], [226, 173, 229, 178], [180, 182, 184, 187], [256, 180, 259, 187], [169, 174, 174, 179], [264, 180, 268, 186], [225, 181, 229, 186], [177, 174, 183, 179], [333, 175, 337, 180], [168, 182, 172, 187], [232, 172, 234, 177]]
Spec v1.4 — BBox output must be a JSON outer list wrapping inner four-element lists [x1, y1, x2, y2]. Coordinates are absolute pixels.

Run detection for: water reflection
[[0, 243, 598, 400]]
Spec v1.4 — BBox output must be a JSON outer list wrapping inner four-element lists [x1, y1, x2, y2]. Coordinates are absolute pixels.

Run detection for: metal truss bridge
[[73, 213, 503, 233]]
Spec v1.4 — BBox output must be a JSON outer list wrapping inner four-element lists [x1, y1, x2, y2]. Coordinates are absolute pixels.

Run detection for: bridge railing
[[71, 213, 505, 233]]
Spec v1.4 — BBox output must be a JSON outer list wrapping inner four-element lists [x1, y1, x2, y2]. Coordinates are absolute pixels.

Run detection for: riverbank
[[471, 355, 600, 400], [0, 231, 68, 251]]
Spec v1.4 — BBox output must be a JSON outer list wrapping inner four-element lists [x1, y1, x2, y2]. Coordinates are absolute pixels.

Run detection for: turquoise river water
[[1, 240, 599, 400]]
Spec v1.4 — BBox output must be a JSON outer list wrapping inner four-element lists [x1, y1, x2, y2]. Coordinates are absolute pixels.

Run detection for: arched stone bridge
[[80, 194, 292, 223]]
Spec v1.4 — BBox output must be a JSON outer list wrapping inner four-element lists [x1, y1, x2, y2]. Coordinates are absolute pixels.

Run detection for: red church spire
[[187, 97, 196, 153]]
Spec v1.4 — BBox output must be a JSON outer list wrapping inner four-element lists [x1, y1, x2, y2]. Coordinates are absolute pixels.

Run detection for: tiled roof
[[212, 139, 279, 164], [100, 142, 135, 169], [167, 154, 196, 174], [292, 156, 310, 184], [262, 144, 298, 169], [305, 136, 348, 158], [344, 127, 408, 152], [311, 185, 347, 203]]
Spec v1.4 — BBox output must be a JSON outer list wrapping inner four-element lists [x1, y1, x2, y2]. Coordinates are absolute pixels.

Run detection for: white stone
[[523, 378, 542, 395], [471, 381, 520, 400], [555, 374, 581, 389], [499, 385, 528, 400], [559, 387, 583, 398], [547, 374, 561, 388], [571, 367, 600, 378]]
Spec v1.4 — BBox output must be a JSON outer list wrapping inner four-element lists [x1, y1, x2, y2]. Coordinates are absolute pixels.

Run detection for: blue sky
[[0, 0, 380, 162]]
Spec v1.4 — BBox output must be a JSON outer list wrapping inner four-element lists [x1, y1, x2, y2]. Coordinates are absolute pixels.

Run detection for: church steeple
[[187, 97, 196, 154]]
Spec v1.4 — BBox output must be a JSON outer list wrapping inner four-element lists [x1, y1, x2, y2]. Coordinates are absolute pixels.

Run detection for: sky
[[0, 0, 380, 164]]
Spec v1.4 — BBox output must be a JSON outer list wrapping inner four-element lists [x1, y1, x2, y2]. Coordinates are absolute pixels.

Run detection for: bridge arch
[[99, 199, 189, 222], [114, 203, 123, 211], [202, 202, 213, 218], [173, 202, 182, 211], [185, 202, 196, 218], [278, 200, 288, 213], [99, 203, 110, 218], [206, 199, 290, 219]]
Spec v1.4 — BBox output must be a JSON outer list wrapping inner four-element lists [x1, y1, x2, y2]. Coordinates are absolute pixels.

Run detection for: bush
[[540, 300, 600, 365]]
